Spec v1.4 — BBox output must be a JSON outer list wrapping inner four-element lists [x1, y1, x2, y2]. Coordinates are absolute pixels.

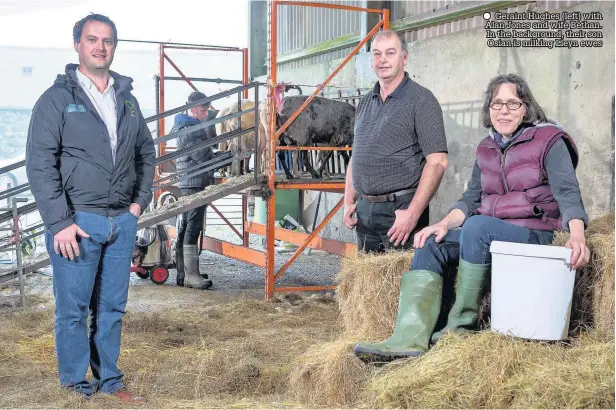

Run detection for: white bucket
[[489, 241, 575, 340]]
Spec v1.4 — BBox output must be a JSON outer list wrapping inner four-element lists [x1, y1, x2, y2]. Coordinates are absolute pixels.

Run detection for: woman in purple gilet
[[354, 73, 590, 363]]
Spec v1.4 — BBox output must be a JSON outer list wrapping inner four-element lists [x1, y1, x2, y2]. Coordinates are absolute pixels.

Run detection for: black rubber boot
[[183, 244, 213, 290], [175, 241, 185, 287]]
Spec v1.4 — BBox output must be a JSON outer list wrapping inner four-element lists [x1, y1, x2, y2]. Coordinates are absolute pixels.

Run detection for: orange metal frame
[[156, 42, 249, 236], [156, 43, 249, 185], [155, 42, 250, 245], [264, 0, 390, 299]]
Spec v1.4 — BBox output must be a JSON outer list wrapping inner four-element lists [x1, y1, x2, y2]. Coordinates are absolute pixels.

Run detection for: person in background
[[171, 91, 218, 290]]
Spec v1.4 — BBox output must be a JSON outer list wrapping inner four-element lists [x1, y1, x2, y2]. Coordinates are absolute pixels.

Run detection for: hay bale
[[289, 213, 615, 408], [288, 336, 372, 407], [495, 332, 615, 408], [361, 331, 615, 409], [337, 251, 413, 340], [552, 213, 615, 334]]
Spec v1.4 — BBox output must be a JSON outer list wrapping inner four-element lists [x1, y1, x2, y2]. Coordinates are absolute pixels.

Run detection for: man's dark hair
[[482, 73, 548, 129], [73, 13, 118, 45], [187, 91, 210, 108]]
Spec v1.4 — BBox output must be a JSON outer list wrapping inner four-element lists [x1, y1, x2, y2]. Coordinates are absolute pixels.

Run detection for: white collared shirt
[[75, 67, 118, 164]]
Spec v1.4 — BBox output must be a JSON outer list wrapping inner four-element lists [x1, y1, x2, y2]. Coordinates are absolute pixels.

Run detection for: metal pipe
[[274, 198, 344, 282], [152, 153, 251, 192], [276, 146, 352, 151], [236, 86, 243, 176], [154, 74, 160, 155], [243, 48, 249, 99], [163, 76, 243, 84], [0, 160, 25, 175], [0, 202, 37, 225], [275, 20, 383, 139], [156, 129, 255, 170], [146, 83, 255, 123], [265, 0, 278, 300], [163, 53, 198, 92], [242, 195, 249, 247], [254, 84, 260, 185], [162, 45, 245, 52], [118, 38, 242, 49], [11, 197, 27, 307], [158, 44, 166, 178], [153, 152, 236, 185], [0, 184, 30, 202], [382, 8, 390, 30], [153, 110, 256, 148]]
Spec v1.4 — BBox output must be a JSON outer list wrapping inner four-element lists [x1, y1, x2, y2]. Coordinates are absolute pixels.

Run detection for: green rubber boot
[[431, 259, 490, 344], [353, 270, 443, 363]]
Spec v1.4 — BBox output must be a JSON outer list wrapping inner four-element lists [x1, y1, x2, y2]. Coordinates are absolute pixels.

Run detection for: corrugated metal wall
[[277, 0, 585, 71], [278, 0, 361, 71], [393, 0, 584, 43]]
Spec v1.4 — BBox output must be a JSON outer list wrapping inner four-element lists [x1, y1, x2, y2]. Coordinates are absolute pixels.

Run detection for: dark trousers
[[177, 188, 207, 246], [355, 192, 430, 253]]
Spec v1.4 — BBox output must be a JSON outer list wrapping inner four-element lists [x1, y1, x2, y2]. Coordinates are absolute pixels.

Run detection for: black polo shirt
[[352, 72, 448, 196]]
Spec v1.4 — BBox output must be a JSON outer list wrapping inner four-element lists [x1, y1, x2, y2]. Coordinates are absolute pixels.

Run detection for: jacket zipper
[[499, 145, 512, 193], [491, 195, 502, 218], [488, 139, 520, 216], [483, 129, 536, 217]]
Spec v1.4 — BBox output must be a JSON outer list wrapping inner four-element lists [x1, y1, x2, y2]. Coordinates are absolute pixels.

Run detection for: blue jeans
[[45, 211, 138, 395], [411, 215, 555, 274]]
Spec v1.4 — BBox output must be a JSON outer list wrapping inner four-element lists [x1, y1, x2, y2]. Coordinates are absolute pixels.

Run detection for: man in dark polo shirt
[[344, 30, 448, 252]]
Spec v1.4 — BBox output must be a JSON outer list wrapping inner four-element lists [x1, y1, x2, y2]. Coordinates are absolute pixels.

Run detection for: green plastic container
[[254, 189, 299, 224]]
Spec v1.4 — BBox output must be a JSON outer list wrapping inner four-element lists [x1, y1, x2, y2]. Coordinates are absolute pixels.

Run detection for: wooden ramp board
[[139, 173, 262, 228], [0, 173, 263, 281]]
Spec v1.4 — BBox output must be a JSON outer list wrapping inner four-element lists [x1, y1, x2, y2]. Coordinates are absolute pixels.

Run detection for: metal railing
[[0, 197, 28, 306], [0, 82, 261, 253]]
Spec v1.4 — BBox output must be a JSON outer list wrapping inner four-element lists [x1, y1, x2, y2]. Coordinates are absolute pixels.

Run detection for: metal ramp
[[0, 173, 264, 281]]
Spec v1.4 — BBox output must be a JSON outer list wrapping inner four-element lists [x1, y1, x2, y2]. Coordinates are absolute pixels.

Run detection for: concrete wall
[[268, 1, 614, 243]]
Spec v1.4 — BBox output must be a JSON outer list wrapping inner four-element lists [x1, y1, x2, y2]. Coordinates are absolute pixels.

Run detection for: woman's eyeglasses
[[490, 101, 523, 110]]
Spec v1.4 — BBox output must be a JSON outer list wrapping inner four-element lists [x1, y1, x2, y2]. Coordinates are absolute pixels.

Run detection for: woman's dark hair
[[482, 73, 547, 129], [73, 13, 118, 45]]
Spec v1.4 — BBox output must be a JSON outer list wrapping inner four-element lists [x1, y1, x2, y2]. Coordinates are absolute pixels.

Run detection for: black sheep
[[276, 95, 355, 179]]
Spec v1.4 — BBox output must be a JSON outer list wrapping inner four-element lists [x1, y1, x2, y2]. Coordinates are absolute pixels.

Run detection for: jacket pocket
[[67, 160, 111, 206], [117, 164, 137, 206], [60, 159, 78, 190]]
